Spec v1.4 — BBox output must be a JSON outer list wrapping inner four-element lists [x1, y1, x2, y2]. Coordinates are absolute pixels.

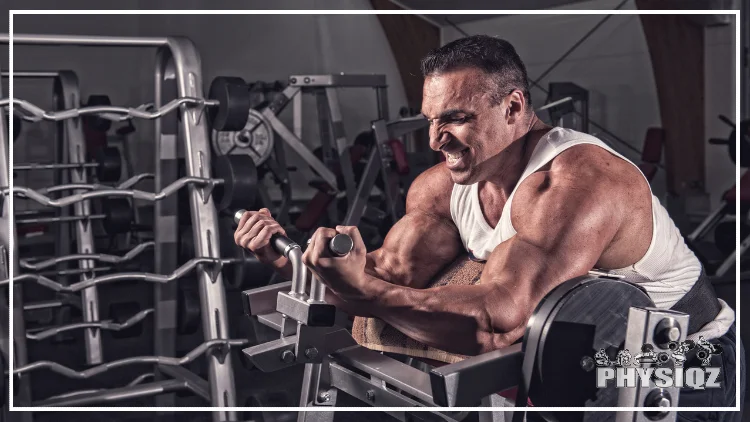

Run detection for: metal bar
[[263, 109, 339, 189], [55, 71, 103, 365], [327, 362, 459, 422], [386, 115, 429, 139], [371, 119, 401, 223], [331, 345, 435, 404], [429, 343, 523, 407], [256, 312, 296, 337], [23, 300, 64, 312], [715, 233, 750, 277], [34, 379, 186, 407], [3, 78, 34, 412], [325, 88, 357, 208], [376, 87, 390, 121], [16, 214, 105, 224], [342, 147, 380, 227], [153, 45, 180, 412], [293, 89, 303, 139], [14, 162, 99, 171], [0, 33, 168, 46], [156, 364, 210, 403], [1, 71, 60, 78], [164, 37, 237, 420], [288, 74, 387, 88], [242, 281, 292, 316], [615, 307, 685, 422], [687, 202, 730, 242], [315, 91, 339, 224]]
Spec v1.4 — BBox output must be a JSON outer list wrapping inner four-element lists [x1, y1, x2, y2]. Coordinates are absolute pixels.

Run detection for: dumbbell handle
[[233, 209, 353, 257]]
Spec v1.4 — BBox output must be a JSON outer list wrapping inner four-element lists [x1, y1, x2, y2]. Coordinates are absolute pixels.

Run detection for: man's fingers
[[335, 225, 365, 256], [234, 211, 255, 244], [303, 227, 337, 267], [247, 225, 278, 252], [234, 211, 262, 243]]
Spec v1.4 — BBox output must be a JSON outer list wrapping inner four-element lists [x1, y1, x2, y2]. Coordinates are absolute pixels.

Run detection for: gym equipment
[[687, 115, 750, 277], [179, 220, 275, 291], [14, 145, 122, 183], [0, 34, 265, 418], [212, 154, 259, 212], [295, 115, 427, 243], [212, 109, 275, 166], [708, 115, 749, 167], [208, 76, 253, 132], [15, 197, 135, 235], [239, 237, 687, 422], [4, 79, 253, 134], [82, 94, 113, 132], [545, 82, 589, 133]]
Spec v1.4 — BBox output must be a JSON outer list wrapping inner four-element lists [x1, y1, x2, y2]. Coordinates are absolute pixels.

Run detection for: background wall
[[441, 1, 737, 210]]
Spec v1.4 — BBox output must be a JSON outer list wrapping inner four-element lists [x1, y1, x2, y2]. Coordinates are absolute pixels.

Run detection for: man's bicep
[[369, 209, 462, 289], [481, 185, 620, 311]]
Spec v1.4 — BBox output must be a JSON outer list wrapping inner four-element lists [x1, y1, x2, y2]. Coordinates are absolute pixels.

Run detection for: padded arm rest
[[429, 342, 523, 407]]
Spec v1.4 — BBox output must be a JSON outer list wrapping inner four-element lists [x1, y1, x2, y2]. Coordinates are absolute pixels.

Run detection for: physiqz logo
[[595, 336, 723, 390]]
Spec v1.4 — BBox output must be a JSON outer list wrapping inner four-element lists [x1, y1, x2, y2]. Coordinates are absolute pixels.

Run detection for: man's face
[[422, 67, 519, 185]]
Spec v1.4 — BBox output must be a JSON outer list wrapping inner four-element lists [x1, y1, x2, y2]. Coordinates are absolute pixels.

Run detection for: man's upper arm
[[478, 169, 623, 331], [367, 164, 463, 289]]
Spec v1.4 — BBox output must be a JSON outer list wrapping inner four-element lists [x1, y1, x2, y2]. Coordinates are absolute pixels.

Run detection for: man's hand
[[303, 225, 372, 303], [234, 208, 287, 265]]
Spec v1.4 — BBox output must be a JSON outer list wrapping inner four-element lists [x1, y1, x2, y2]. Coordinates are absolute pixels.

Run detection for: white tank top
[[449, 127, 733, 340]]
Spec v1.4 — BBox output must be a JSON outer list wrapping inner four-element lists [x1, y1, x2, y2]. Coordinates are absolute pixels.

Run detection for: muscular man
[[235, 35, 743, 417]]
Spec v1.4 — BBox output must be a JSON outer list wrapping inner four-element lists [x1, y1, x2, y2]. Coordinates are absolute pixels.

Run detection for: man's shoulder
[[405, 162, 454, 219], [511, 143, 648, 232]]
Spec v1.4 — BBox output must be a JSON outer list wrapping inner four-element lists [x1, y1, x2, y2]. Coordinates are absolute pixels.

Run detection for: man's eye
[[452, 116, 467, 124]]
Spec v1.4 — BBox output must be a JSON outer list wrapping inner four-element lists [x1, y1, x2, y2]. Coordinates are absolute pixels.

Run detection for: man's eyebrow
[[423, 109, 472, 121]]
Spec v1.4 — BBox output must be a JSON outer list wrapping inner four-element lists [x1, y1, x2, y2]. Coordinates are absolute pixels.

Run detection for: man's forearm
[[363, 276, 523, 356]]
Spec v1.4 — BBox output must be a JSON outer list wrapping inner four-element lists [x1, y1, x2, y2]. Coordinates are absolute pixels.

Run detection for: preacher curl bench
[[235, 211, 688, 422]]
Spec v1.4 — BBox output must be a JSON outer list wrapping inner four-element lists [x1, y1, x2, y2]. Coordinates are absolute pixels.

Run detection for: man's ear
[[506, 90, 526, 123]]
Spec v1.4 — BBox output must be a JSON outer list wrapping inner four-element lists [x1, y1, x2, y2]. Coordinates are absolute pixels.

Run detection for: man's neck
[[483, 115, 549, 198]]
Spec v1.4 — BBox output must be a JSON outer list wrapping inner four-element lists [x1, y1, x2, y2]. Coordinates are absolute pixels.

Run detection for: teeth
[[446, 149, 467, 163]]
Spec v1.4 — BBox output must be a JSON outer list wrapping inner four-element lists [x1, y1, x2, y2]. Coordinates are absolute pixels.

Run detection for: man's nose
[[429, 129, 448, 152]]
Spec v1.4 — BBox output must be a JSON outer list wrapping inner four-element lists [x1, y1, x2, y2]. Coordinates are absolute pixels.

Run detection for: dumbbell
[[15, 197, 135, 235], [232, 209, 353, 257], [13, 146, 122, 182]]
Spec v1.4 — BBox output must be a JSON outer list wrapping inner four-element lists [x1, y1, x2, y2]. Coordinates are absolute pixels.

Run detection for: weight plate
[[102, 197, 134, 235], [523, 276, 654, 412], [178, 285, 201, 335], [212, 109, 274, 166], [96, 146, 123, 182], [212, 154, 259, 211], [208, 76, 250, 132]]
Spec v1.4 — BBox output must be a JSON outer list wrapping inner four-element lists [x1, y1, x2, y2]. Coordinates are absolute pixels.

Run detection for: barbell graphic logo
[[593, 336, 723, 390]]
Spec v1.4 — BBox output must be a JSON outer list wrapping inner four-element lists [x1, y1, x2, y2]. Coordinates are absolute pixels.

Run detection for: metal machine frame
[[1, 34, 238, 421], [241, 241, 686, 422]]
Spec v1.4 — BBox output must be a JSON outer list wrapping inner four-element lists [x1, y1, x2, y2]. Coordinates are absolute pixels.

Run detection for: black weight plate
[[213, 154, 258, 211], [102, 197, 133, 234], [96, 146, 122, 182], [84, 95, 113, 132], [179, 225, 195, 264], [178, 285, 201, 335], [209, 77, 250, 132], [524, 276, 654, 414]]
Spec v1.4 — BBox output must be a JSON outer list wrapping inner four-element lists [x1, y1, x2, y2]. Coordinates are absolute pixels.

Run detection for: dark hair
[[420, 35, 532, 110]]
